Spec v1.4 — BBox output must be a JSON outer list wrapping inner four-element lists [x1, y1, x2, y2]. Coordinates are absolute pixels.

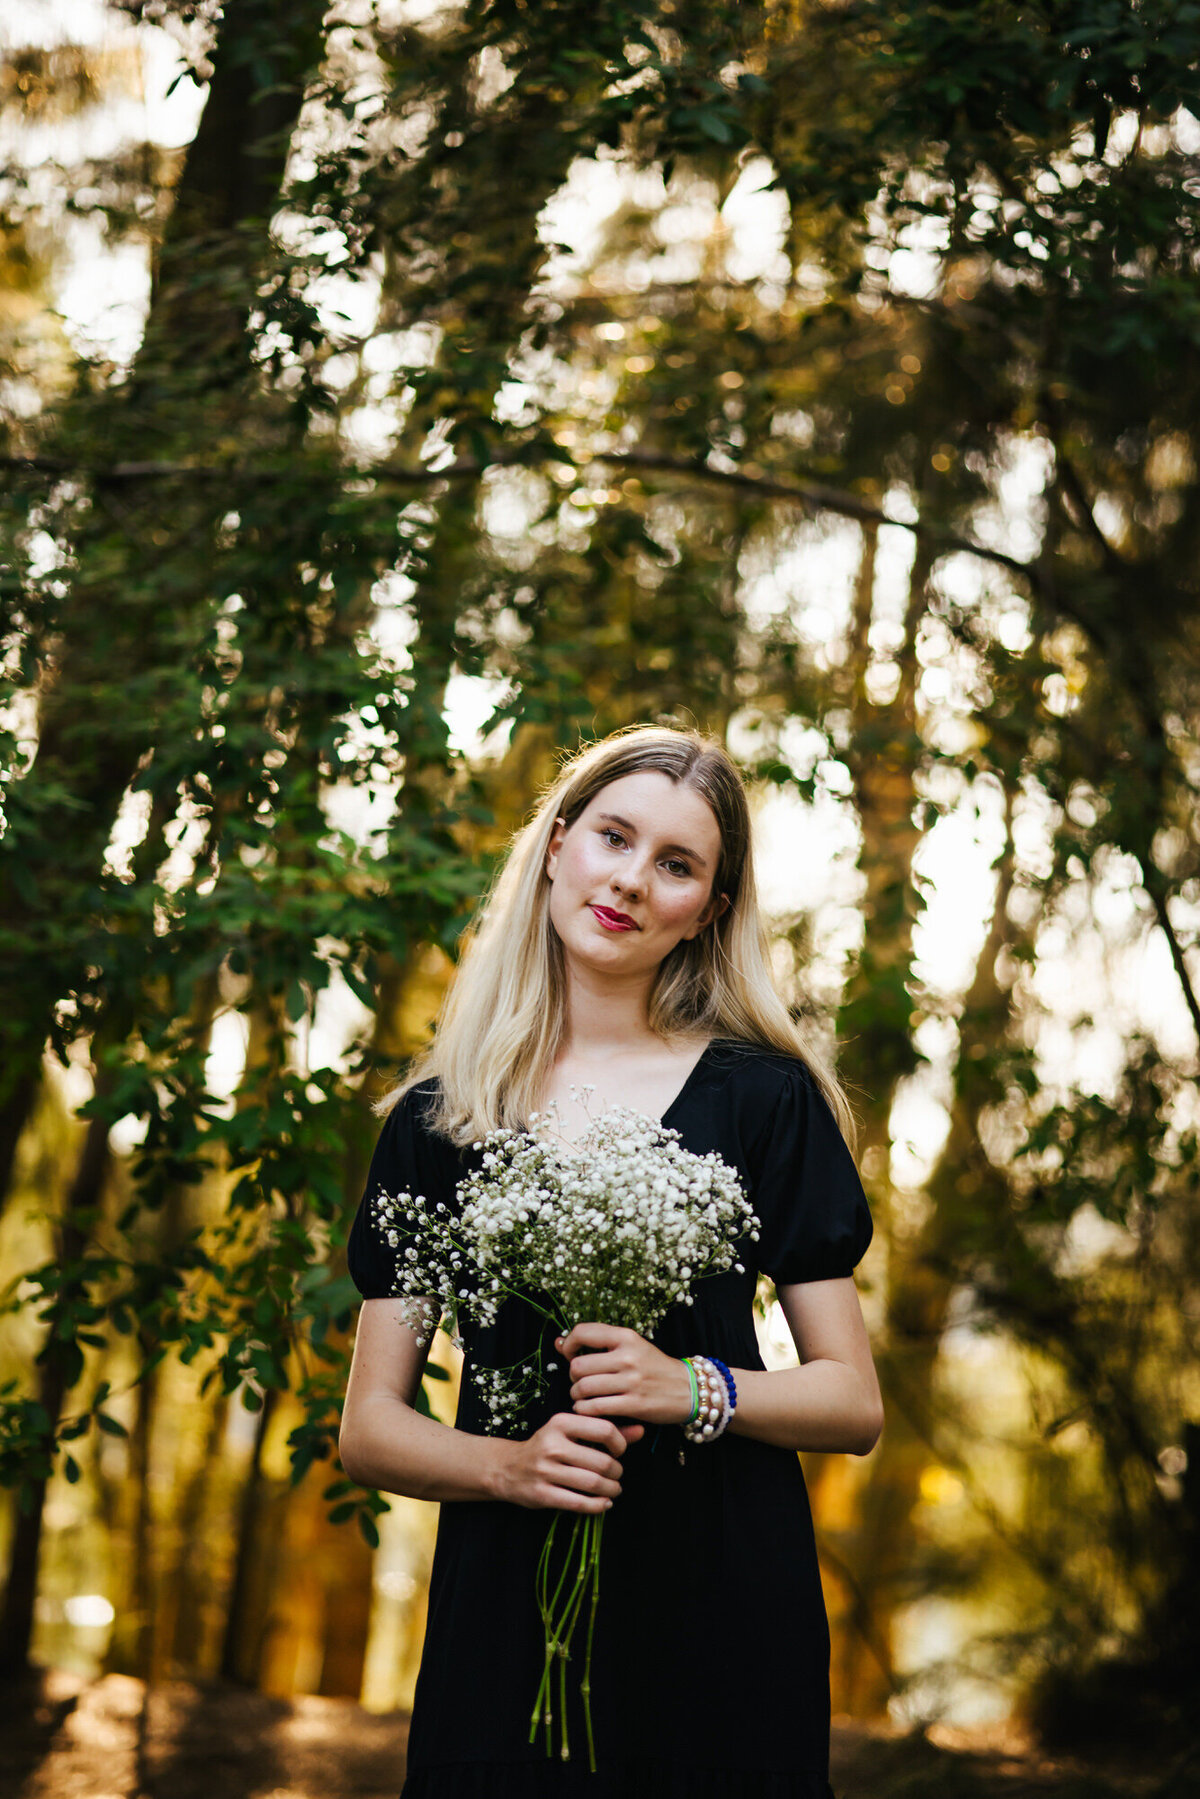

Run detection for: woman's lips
[[590, 905, 637, 931]]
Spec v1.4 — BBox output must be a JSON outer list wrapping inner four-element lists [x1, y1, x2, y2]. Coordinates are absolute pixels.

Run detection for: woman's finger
[[557, 1322, 628, 1357], [549, 1440, 624, 1479], [555, 1411, 628, 1455], [543, 1442, 623, 1490], [566, 1348, 621, 1380], [542, 1486, 614, 1515], [570, 1368, 626, 1400], [552, 1462, 623, 1498]]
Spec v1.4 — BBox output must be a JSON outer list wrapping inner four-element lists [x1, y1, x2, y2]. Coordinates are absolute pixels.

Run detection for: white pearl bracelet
[[683, 1354, 731, 1443]]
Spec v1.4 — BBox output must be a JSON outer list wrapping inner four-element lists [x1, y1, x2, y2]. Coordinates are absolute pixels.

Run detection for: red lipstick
[[590, 905, 638, 931]]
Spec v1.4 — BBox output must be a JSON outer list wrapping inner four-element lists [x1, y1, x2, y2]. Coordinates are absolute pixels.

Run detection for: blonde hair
[[378, 724, 855, 1148]]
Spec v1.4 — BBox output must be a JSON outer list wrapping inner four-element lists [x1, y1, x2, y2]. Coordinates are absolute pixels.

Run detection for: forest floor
[[0, 1670, 1194, 1799]]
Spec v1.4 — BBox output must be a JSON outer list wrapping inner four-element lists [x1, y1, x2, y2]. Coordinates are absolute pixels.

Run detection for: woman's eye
[[599, 829, 689, 877]]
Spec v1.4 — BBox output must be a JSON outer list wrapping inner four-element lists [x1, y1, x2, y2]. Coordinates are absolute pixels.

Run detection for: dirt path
[[0, 1672, 1190, 1799]]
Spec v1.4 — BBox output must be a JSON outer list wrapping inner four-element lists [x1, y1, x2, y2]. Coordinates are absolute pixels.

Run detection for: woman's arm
[[560, 1277, 883, 1457], [728, 1276, 883, 1454], [339, 1297, 639, 1509]]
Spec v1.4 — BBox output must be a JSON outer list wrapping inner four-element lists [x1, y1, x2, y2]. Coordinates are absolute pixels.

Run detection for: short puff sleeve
[[745, 1060, 873, 1286], [347, 1079, 450, 1300]]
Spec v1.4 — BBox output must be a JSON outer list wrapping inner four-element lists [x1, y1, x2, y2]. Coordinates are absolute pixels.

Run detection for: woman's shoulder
[[363, 1073, 466, 1202], [405, 1072, 443, 1110], [709, 1035, 821, 1092], [374, 1074, 445, 1146], [706, 1036, 837, 1143], [710, 1033, 814, 1064], [712, 1041, 870, 1281]]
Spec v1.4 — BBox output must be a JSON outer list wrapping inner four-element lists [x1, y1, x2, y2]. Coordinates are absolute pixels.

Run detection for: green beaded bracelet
[[682, 1356, 700, 1425]]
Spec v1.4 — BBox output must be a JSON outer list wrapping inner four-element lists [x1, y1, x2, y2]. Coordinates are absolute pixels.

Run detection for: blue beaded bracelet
[[708, 1356, 738, 1416]]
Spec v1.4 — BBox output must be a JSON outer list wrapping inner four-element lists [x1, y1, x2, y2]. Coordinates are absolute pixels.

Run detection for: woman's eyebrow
[[596, 812, 709, 869]]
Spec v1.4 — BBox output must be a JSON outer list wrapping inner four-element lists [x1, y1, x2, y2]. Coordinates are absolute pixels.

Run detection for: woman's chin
[[572, 936, 650, 972]]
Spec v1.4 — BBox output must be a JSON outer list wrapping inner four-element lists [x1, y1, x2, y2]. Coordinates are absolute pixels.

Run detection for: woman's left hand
[[557, 1322, 693, 1427]]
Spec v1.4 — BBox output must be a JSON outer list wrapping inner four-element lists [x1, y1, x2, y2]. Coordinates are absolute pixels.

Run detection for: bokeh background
[[2, 0, 1199, 1790]]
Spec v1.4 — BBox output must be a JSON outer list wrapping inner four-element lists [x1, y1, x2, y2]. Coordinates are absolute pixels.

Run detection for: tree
[[2, 0, 1198, 1747]]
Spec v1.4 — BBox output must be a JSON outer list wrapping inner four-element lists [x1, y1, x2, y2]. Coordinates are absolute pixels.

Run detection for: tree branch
[[1145, 878, 1200, 1053], [0, 454, 480, 485], [0, 449, 1047, 589], [591, 448, 1045, 582], [10, 442, 1194, 1048]]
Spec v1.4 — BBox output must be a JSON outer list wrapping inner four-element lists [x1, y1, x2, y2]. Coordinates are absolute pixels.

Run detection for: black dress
[[347, 1036, 873, 1799]]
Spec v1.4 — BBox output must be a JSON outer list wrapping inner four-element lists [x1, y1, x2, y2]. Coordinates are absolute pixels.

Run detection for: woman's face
[[543, 770, 729, 978]]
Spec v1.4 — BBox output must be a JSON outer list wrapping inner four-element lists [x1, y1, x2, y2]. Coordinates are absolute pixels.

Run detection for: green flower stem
[[545, 1516, 604, 1771], [527, 1507, 602, 1765], [526, 1477, 608, 1768], [581, 1512, 604, 1775], [531, 1518, 567, 1734], [549, 1513, 594, 1762], [529, 1509, 588, 1749], [531, 1509, 582, 1750], [558, 1621, 569, 1762], [530, 1514, 564, 1750]]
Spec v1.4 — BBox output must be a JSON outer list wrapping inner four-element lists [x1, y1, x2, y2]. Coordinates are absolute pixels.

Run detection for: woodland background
[[1, 0, 1199, 1780]]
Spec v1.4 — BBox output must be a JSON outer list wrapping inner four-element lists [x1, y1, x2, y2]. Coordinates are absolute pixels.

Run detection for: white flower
[[370, 1103, 759, 1438]]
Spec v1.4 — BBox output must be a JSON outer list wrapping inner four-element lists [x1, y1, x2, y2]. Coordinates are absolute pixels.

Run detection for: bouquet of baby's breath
[[371, 1095, 759, 1770]]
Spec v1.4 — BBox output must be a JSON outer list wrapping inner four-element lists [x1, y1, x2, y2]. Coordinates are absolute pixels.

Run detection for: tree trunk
[[0, 1109, 110, 1677], [0, 0, 330, 1219], [837, 800, 1016, 1716], [826, 519, 930, 1713], [161, 1391, 227, 1679], [219, 1386, 280, 1685]]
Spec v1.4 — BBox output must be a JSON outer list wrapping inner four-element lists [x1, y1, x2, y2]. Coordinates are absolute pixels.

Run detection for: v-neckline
[[531, 1036, 723, 1146]]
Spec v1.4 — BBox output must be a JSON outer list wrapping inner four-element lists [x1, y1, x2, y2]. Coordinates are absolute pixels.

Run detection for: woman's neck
[[558, 967, 659, 1056]]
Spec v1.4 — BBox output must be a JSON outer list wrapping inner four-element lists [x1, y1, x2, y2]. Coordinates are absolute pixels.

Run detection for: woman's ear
[[545, 814, 567, 880], [697, 890, 731, 932], [685, 888, 731, 939]]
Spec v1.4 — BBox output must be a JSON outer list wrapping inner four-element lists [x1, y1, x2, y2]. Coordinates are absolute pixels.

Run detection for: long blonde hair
[[378, 724, 855, 1148]]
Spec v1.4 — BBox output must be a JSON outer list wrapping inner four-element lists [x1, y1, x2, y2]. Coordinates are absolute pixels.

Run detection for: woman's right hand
[[494, 1411, 638, 1513]]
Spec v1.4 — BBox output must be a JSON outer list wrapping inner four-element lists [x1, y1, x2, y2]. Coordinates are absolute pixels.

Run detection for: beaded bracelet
[[683, 1355, 734, 1443], [708, 1356, 738, 1418], [696, 1357, 721, 1433], [696, 1357, 728, 1439], [682, 1356, 700, 1424], [682, 1356, 707, 1430], [683, 1357, 712, 1438], [706, 1358, 732, 1435]]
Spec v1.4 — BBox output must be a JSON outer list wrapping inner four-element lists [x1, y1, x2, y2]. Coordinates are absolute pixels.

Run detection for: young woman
[[339, 724, 882, 1799]]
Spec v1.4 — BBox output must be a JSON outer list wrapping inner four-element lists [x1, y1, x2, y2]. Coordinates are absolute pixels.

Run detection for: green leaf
[[694, 109, 734, 143]]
